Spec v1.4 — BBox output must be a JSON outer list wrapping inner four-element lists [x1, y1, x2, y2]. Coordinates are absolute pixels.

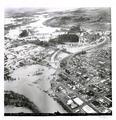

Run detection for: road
[[67, 35, 109, 66], [52, 35, 110, 113], [5, 11, 110, 114]]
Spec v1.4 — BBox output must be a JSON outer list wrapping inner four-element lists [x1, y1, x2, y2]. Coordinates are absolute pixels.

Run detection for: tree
[[58, 34, 79, 42], [68, 25, 82, 33], [19, 30, 28, 37]]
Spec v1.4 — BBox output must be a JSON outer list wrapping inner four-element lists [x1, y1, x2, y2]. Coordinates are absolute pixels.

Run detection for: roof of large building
[[73, 97, 83, 105], [82, 105, 96, 113]]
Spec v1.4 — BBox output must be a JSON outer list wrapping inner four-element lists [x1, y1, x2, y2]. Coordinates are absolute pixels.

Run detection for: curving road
[[65, 35, 109, 66], [49, 35, 109, 69]]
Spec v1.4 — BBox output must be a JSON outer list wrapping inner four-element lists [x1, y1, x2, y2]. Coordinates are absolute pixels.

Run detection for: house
[[67, 99, 73, 105], [67, 99, 78, 109], [70, 102, 78, 109]]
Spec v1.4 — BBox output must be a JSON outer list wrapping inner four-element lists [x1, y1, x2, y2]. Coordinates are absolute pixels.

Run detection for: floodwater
[[5, 65, 67, 113], [4, 13, 68, 113], [6, 14, 62, 41]]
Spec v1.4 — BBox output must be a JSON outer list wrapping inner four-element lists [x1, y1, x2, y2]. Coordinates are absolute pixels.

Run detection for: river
[[5, 63, 67, 113], [4, 13, 69, 113], [5, 11, 107, 113]]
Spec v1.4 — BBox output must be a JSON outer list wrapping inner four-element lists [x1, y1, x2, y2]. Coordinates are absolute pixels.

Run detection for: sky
[[2, 0, 112, 10]]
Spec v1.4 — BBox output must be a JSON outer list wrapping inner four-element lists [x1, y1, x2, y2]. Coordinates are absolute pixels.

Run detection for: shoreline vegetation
[[4, 91, 40, 113], [5, 33, 80, 49]]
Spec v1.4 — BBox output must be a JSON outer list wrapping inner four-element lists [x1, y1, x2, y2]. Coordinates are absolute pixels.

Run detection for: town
[[4, 8, 112, 115]]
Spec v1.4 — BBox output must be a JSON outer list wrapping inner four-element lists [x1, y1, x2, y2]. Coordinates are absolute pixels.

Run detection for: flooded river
[[5, 64, 67, 113], [4, 13, 68, 113]]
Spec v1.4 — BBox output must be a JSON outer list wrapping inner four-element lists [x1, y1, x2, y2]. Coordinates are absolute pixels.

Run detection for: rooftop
[[73, 97, 83, 105], [82, 105, 96, 113]]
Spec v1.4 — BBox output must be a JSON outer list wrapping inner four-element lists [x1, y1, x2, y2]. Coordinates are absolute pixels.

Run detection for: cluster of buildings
[[54, 76, 112, 114], [79, 30, 111, 45], [53, 41, 112, 114], [4, 41, 47, 77]]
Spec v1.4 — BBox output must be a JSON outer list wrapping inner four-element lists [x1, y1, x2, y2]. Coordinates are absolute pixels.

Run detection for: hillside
[[44, 8, 111, 31]]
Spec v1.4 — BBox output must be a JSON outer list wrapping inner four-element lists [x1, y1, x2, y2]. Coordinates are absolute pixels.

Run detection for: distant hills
[[44, 8, 111, 31]]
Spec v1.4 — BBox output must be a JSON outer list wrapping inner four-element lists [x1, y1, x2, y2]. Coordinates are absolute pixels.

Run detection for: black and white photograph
[[4, 6, 112, 116], [2, 0, 115, 118]]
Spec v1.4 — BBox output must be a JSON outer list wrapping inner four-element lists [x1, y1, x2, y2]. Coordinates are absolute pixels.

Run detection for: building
[[73, 97, 83, 106], [82, 105, 96, 113], [70, 102, 78, 109]]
